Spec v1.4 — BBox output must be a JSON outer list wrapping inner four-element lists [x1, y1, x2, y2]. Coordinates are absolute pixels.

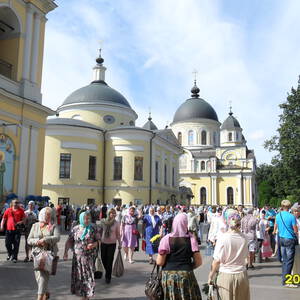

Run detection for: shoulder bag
[[279, 212, 299, 245], [145, 262, 163, 300]]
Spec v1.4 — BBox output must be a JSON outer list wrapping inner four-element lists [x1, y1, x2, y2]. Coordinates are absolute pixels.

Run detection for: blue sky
[[41, 0, 300, 164]]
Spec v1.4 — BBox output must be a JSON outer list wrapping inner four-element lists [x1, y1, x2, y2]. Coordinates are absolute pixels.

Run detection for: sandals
[[24, 257, 29, 262]]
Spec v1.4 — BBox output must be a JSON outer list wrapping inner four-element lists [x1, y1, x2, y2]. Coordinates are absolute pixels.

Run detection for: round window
[[103, 115, 115, 124]]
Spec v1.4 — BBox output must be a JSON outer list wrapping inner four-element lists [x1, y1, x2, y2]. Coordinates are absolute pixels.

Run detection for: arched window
[[228, 132, 233, 142], [227, 187, 234, 205], [0, 7, 21, 80], [194, 160, 199, 172], [201, 130, 207, 145], [188, 130, 194, 145], [236, 132, 239, 141], [201, 161, 205, 171], [200, 187, 206, 205], [178, 132, 182, 145]]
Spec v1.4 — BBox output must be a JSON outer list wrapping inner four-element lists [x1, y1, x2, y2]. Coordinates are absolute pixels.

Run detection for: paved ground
[[0, 232, 299, 300]]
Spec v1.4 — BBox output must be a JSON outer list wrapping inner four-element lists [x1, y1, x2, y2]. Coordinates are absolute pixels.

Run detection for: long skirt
[[71, 253, 96, 298], [161, 270, 201, 300], [216, 271, 250, 300]]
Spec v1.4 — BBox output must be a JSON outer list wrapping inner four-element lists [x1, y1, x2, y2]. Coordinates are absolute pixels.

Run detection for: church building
[[0, 0, 57, 203], [42, 53, 182, 206], [170, 82, 257, 207]]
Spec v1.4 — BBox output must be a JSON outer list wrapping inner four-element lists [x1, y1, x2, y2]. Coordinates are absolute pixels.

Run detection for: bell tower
[[0, 0, 57, 103]]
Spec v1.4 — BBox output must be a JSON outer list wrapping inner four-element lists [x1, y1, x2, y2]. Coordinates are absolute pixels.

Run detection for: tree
[[264, 76, 300, 202]]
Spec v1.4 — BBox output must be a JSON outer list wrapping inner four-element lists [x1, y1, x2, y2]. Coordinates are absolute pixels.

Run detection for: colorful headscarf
[[158, 213, 199, 254], [79, 211, 92, 241]]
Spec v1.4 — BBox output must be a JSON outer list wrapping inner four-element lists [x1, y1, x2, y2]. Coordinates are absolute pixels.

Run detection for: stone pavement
[[0, 233, 299, 300]]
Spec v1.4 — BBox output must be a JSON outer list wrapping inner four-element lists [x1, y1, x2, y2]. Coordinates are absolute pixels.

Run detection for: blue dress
[[143, 214, 161, 255]]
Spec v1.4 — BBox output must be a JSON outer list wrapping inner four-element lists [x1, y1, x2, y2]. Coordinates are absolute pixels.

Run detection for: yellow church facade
[[0, 0, 57, 202], [42, 53, 182, 206], [170, 82, 257, 207]]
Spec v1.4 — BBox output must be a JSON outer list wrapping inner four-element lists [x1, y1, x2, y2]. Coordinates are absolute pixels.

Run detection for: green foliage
[[261, 76, 300, 204]]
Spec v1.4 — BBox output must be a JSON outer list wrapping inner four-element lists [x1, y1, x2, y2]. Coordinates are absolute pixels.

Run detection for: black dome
[[61, 81, 131, 108], [173, 97, 219, 123]]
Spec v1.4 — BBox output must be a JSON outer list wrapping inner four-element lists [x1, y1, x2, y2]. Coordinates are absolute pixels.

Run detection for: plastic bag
[[112, 249, 124, 277], [33, 250, 54, 273]]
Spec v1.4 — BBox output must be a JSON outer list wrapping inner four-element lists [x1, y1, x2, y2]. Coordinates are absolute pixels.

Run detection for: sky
[[41, 0, 300, 165]]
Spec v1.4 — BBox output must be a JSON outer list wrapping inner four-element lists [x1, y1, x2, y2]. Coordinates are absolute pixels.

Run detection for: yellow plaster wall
[[105, 139, 150, 187], [43, 134, 104, 187], [217, 177, 239, 205], [189, 177, 211, 205]]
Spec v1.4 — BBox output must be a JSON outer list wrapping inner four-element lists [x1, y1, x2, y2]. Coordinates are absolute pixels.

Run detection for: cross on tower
[[192, 69, 198, 82]]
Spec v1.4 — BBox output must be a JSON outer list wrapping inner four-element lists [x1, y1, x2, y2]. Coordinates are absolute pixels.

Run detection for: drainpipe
[[102, 131, 106, 205], [149, 133, 155, 205]]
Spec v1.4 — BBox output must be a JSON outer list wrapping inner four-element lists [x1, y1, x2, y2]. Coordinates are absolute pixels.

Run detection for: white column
[[30, 13, 41, 83], [17, 126, 30, 198], [212, 176, 217, 205], [249, 177, 253, 206], [243, 177, 246, 204], [238, 175, 243, 205], [27, 127, 39, 194], [22, 6, 34, 80], [169, 154, 172, 187]]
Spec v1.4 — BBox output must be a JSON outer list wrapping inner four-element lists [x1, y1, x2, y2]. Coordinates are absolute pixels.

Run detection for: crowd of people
[[0, 198, 299, 299]]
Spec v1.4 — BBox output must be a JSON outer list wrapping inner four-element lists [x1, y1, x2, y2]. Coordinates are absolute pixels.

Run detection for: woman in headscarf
[[121, 206, 140, 264], [157, 213, 202, 300], [99, 207, 121, 284], [28, 207, 60, 300], [63, 211, 100, 300], [208, 213, 250, 300], [142, 206, 162, 264]]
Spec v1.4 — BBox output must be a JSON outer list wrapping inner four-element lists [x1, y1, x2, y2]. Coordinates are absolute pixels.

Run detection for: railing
[[0, 58, 12, 79]]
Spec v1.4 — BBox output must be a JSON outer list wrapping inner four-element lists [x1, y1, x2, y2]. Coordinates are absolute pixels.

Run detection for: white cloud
[[249, 130, 265, 141], [41, 0, 300, 164]]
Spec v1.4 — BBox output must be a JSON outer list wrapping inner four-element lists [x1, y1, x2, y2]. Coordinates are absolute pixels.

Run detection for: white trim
[[43, 184, 103, 190], [212, 176, 217, 205], [17, 125, 29, 197], [46, 128, 103, 140], [243, 177, 246, 205], [27, 127, 38, 194], [114, 145, 144, 151], [61, 142, 97, 151], [109, 132, 152, 141]]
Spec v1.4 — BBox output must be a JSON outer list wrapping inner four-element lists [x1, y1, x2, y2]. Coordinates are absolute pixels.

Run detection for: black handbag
[[145, 262, 163, 300]]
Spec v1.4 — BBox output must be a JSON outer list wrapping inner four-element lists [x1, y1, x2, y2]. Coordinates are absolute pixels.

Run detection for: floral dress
[[68, 224, 101, 298]]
